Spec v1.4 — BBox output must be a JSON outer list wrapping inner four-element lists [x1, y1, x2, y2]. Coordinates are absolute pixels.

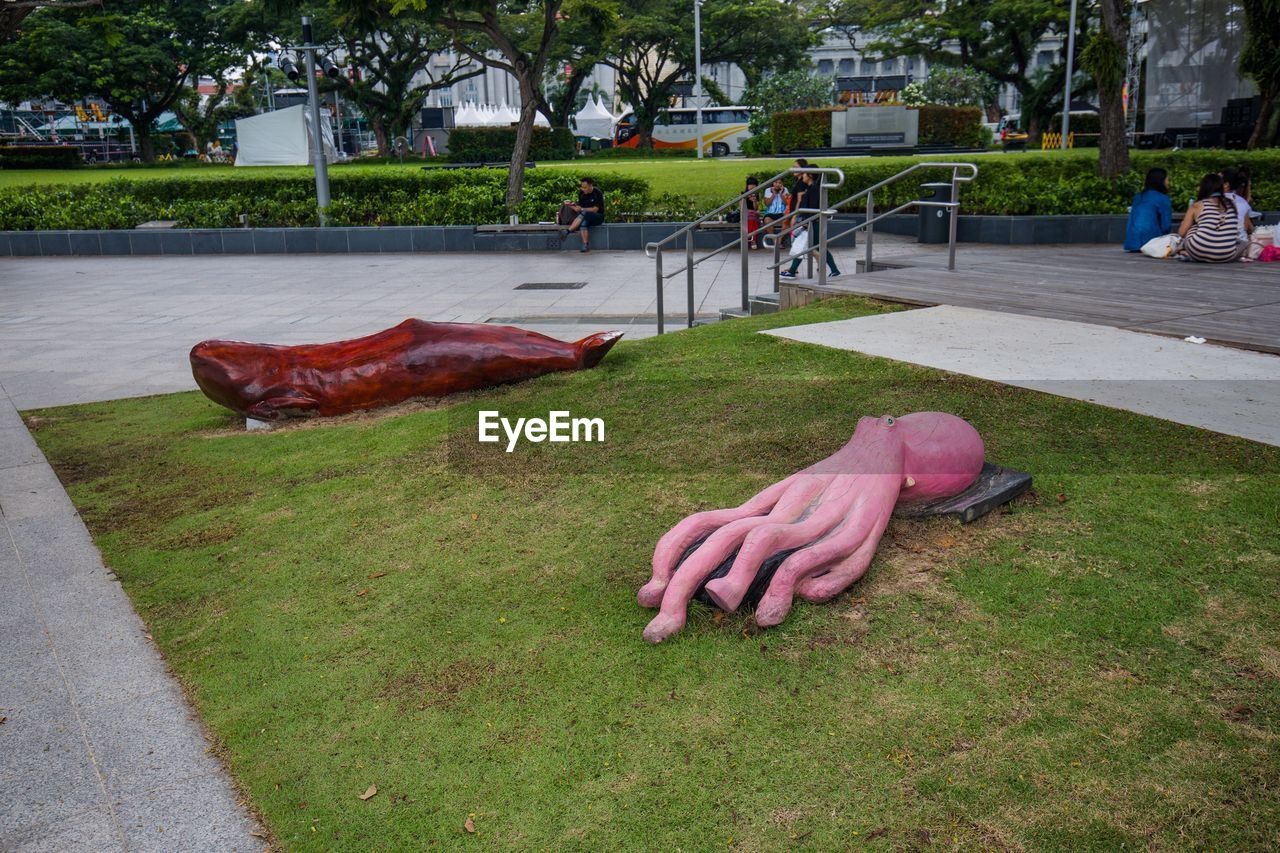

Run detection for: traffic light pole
[[300, 16, 331, 225]]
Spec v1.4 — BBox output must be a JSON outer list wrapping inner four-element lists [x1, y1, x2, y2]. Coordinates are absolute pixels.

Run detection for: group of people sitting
[[1124, 166, 1265, 262], [739, 159, 841, 279]]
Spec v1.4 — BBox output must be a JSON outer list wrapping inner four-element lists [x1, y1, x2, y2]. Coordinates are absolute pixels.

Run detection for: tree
[[838, 0, 1074, 138], [899, 66, 998, 108], [173, 73, 257, 154], [1240, 0, 1280, 149], [538, 0, 617, 128], [335, 9, 483, 155], [1080, 0, 1128, 177], [414, 0, 566, 215], [605, 0, 813, 148], [742, 69, 831, 144], [0, 0, 98, 45], [0, 0, 253, 161]]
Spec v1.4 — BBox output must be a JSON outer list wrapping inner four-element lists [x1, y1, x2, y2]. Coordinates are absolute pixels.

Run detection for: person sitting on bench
[[561, 177, 605, 253]]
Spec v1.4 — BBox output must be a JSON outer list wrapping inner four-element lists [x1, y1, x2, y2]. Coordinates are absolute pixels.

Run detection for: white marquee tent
[[572, 95, 615, 139], [234, 105, 336, 166]]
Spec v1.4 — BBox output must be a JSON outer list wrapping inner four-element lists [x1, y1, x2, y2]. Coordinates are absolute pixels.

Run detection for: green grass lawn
[[27, 298, 1280, 849], [0, 148, 1075, 208]]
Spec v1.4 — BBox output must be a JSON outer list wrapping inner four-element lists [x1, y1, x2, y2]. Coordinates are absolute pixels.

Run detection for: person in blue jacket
[[1123, 167, 1173, 251]]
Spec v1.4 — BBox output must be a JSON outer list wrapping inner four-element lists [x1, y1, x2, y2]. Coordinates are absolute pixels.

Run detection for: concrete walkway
[[0, 384, 263, 851], [765, 306, 1280, 446], [0, 250, 805, 408]]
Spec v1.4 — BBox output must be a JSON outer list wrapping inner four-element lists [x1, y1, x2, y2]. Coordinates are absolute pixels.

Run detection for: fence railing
[[644, 166, 846, 335]]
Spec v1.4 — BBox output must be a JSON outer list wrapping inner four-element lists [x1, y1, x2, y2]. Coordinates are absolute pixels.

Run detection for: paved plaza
[[1, 240, 1276, 850], [0, 249, 800, 409]]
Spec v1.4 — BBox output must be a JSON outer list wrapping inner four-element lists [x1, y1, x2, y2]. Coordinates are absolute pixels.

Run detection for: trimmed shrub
[[914, 105, 984, 147], [739, 132, 774, 157], [0, 145, 82, 169], [772, 108, 836, 151], [0, 170, 664, 230], [686, 149, 1280, 218], [446, 126, 576, 163], [1051, 112, 1102, 134], [583, 146, 697, 159]]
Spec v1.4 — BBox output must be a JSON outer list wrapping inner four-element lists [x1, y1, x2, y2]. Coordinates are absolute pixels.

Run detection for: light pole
[[300, 16, 331, 225], [693, 0, 703, 159], [1060, 0, 1078, 150]]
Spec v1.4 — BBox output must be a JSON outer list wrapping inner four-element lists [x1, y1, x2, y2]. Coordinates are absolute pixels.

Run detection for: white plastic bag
[[1140, 234, 1180, 259], [788, 227, 809, 258]]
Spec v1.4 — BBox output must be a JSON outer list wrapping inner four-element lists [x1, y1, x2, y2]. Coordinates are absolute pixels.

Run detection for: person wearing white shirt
[[1222, 167, 1256, 241]]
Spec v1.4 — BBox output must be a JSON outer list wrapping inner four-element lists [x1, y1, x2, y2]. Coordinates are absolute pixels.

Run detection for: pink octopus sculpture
[[639, 412, 986, 643]]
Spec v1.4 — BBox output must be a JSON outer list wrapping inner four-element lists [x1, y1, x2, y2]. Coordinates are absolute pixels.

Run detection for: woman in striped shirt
[[1178, 173, 1245, 263]]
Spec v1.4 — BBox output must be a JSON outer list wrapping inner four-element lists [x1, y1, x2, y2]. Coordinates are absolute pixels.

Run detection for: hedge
[[0, 145, 82, 169], [0, 170, 700, 230], [583, 146, 698, 159], [1051, 112, 1103, 134], [691, 149, 1279, 218], [771, 108, 836, 151], [773, 106, 984, 151], [914, 105, 984, 147], [446, 126, 576, 163]]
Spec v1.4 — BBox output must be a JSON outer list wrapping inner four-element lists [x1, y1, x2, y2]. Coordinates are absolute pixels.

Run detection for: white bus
[[612, 107, 754, 156]]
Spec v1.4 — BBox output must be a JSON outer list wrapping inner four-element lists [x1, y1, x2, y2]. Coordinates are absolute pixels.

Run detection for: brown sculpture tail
[[576, 331, 624, 368]]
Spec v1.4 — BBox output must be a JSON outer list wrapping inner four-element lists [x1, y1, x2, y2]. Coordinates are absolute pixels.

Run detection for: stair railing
[[645, 166, 845, 335], [762, 162, 978, 290]]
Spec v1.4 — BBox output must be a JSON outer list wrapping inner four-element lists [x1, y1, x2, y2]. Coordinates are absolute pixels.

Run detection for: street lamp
[[1060, 0, 1078, 150], [299, 17, 331, 225], [693, 0, 703, 159]]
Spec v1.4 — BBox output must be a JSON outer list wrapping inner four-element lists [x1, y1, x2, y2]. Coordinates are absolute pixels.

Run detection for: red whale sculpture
[[190, 319, 622, 421]]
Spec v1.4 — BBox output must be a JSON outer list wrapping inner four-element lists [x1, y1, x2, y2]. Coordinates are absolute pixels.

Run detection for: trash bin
[[918, 182, 953, 244]]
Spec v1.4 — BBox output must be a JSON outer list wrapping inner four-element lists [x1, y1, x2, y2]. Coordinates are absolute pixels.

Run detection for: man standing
[[561, 177, 605, 253], [779, 170, 841, 280]]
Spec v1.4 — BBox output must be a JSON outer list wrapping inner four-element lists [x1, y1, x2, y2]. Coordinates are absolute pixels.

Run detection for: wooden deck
[[815, 242, 1280, 354]]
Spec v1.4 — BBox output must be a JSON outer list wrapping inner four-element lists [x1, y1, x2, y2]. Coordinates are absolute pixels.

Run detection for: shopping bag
[[1139, 234, 1180, 259], [788, 228, 809, 258]]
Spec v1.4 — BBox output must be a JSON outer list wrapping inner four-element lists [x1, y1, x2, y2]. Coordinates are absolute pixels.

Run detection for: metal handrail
[[647, 161, 978, 334], [761, 161, 978, 288], [644, 166, 845, 258], [647, 166, 845, 334]]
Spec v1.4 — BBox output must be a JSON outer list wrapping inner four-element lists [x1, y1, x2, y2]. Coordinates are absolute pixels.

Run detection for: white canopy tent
[[454, 102, 480, 126], [572, 95, 615, 139], [234, 105, 336, 167]]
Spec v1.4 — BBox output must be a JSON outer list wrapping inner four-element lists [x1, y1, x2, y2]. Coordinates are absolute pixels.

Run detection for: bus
[[613, 107, 754, 156]]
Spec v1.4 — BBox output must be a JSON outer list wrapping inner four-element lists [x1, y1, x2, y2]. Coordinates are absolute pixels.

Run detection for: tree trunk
[[1096, 0, 1130, 177], [137, 131, 156, 163], [1248, 90, 1276, 149], [1096, 84, 1128, 176], [371, 118, 389, 157], [505, 86, 538, 217]]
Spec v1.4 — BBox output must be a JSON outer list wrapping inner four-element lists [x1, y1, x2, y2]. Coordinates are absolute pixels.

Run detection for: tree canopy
[[604, 0, 814, 148], [0, 0, 259, 160]]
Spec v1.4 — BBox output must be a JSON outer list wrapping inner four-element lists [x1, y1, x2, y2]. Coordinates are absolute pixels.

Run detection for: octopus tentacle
[[639, 474, 801, 607], [701, 474, 862, 611], [754, 476, 902, 627], [642, 515, 781, 643], [795, 508, 893, 603]]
